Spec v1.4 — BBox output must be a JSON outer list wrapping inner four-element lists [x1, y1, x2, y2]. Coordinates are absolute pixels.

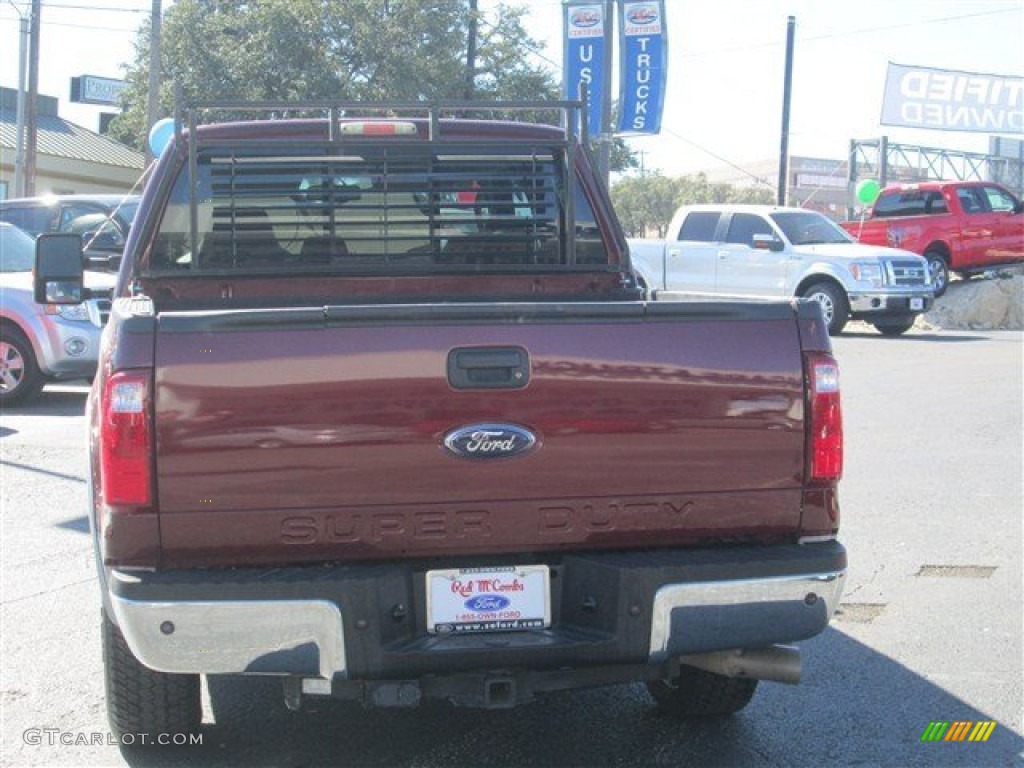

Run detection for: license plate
[[426, 565, 550, 634], [910, 297, 924, 310]]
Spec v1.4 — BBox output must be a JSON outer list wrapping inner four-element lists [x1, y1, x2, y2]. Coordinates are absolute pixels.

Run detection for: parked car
[[0, 194, 140, 272], [0, 222, 115, 405], [630, 204, 934, 336], [840, 180, 1024, 296]]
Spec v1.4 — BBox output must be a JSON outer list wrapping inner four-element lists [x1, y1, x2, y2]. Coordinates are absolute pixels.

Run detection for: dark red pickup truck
[[35, 100, 846, 740], [841, 180, 1024, 296]]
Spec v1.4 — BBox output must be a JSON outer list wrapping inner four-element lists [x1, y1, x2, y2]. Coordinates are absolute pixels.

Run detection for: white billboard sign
[[880, 63, 1023, 135]]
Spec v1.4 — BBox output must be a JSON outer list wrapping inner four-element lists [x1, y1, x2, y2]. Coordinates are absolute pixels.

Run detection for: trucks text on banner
[[617, 1, 667, 134]]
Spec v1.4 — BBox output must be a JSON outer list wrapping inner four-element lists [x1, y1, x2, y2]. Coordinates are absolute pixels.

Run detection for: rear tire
[[0, 328, 45, 406], [102, 608, 202, 741], [801, 281, 849, 336], [646, 664, 759, 717]]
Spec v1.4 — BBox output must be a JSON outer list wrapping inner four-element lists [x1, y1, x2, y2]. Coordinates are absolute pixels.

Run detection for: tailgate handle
[[448, 346, 530, 390]]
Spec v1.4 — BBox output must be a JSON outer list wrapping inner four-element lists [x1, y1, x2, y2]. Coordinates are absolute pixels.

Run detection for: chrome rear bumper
[[110, 574, 346, 679], [107, 543, 845, 682], [649, 570, 845, 662]]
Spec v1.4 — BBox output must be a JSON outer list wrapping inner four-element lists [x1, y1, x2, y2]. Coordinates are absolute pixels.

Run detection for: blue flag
[[563, 3, 608, 137], [617, 1, 668, 134]]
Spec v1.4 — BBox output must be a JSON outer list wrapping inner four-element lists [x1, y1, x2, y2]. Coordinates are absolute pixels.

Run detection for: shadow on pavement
[[841, 331, 993, 343], [3, 385, 89, 418], [0, 459, 86, 484], [117, 628, 1023, 768], [56, 516, 91, 534]]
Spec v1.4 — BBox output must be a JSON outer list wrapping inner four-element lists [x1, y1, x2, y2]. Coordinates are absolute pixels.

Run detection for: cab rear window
[[148, 143, 607, 273], [872, 190, 948, 217], [676, 211, 720, 242]]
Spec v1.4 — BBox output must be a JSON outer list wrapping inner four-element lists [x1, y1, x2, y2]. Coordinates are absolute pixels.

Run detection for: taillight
[[100, 371, 152, 507], [806, 353, 843, 486]]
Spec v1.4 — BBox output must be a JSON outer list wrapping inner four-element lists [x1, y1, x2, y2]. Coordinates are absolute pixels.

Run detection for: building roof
[[0, 89, 143, 171]]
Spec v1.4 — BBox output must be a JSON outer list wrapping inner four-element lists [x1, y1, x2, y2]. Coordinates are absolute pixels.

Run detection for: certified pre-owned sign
[[881, 63, 1023, 134], [443, 423, 537, 460]]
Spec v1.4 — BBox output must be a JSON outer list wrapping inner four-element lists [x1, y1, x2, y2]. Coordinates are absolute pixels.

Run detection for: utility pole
[[598, 0, 614, 187], [464, 0, 478, 102], [9, 2, 28, 197], [777, 15, 795, 206], [25, 0, 40, 196], [145, 0, 162, 164]]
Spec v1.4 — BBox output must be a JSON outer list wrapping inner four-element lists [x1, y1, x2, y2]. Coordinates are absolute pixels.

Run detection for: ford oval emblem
[[570, 8, 601, 28], [443, 423, 537, 460], [465, 595, 511, 612], [626, 4, 659, 25]]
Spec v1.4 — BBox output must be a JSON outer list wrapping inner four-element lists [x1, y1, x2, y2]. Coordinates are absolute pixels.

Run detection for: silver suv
[[0, 223, 114, 405], [0, 194, 139, 273]]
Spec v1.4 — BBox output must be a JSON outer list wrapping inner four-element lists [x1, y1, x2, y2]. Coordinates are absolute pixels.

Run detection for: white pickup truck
[[629, 204, 934, 335]]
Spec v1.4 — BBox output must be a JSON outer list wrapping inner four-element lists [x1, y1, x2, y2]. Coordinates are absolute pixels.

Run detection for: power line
[[44, 19, 139, 30], [658, 127, 775, 189], [678, 9, 1019, 59], [0, 15, 140, 31], [1, 18, 140, 31], [518, 4, 1018, 63], [476, 11, 560, 71], [38, 1, 147, 11], [803, 9, 1018, 44]]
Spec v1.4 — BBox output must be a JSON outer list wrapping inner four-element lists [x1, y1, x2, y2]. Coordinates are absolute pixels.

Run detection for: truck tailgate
[[153, 302, 808, 565]]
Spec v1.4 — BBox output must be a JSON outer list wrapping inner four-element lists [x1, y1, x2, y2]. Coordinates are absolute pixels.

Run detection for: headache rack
[[150, 99, 609, 276]]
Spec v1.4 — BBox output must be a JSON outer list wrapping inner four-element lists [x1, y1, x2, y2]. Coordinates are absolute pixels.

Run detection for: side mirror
[[752, 233, 785, 252], [34, 233, 86, 305]]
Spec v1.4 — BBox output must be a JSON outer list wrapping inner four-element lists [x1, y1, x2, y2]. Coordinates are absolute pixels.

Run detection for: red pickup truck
[[841, 180, 1024, 296], [34, 100, 846, 741]]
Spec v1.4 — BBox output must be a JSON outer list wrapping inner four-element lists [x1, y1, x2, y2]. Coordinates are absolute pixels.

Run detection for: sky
[[1, 0, 1022, 182]]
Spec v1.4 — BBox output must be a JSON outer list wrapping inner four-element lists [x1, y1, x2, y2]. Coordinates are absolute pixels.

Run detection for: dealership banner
[[563, 2, 608, 137], [881, 63, 1023, 135], [617, 1, 667, 134]]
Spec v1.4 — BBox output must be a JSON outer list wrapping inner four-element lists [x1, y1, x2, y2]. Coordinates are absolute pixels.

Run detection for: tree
[[110, 0, 559, 150], [611, 174, 681, 238], [610, 173, 775, 237]]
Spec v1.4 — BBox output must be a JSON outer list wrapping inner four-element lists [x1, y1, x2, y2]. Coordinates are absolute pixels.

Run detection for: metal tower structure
[[846, 136, 1024, 219]]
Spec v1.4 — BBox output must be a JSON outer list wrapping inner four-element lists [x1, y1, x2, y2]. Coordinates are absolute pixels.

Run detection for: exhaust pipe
[[679, 645, 801, 685]]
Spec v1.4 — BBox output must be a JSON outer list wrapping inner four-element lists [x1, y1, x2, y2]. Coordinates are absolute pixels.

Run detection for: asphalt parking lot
[[1, 328, 1021, 767]]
